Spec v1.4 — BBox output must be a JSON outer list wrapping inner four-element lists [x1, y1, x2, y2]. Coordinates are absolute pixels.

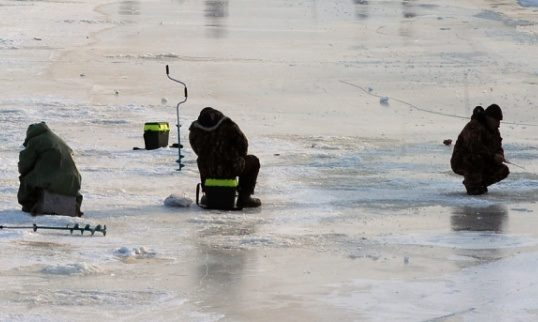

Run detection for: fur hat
[[485, 104, 503, 121], [471, 106, 485, 121], [197, 107, 224, 127]]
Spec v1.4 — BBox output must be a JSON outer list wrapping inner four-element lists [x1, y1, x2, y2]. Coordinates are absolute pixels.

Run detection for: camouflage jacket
[[18, 122, 82, 196], [189, 108, 248, 179], [450, 119, 504, 175]]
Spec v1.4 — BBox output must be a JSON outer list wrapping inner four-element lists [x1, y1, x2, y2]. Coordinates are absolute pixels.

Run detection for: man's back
[[189, 107, 248, 179]]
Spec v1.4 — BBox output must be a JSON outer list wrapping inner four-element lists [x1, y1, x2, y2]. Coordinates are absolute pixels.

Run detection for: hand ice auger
[[166, 65, 188, 171], [0, 223, 107, 236]]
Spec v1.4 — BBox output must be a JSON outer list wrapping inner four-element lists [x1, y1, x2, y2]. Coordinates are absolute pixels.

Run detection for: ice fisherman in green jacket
[[17, 122, 83, 216]]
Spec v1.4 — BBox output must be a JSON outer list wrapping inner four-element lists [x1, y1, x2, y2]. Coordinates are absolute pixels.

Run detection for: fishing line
[[340, 80, 538, 127]]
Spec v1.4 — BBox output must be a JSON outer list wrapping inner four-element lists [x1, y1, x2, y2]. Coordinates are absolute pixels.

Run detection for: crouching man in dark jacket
[[450, 104, 509, 195], [18, 122, 83, 216], [189, 107, 261, 207]]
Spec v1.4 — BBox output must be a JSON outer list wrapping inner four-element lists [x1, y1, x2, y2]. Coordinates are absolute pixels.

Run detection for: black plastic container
[[143, 122, 170, 150], [205, 186, 237, 210], [196, 178, 241, 210]]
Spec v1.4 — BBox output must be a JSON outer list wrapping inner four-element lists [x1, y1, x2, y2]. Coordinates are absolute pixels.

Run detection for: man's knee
[[492, 164, 509, 183], [18, 183, 40, 211], [483, 164, 509, 186], [245, 155, 260, 170], [500, 164, 510, 180]]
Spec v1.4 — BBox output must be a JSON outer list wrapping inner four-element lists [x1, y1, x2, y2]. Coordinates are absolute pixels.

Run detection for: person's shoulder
[[458, 120, 484, 142], [464, 119, 485, 132], [222, 117, 236, 126], [188, 120, 199, 131], [221, 116, 241, 129]]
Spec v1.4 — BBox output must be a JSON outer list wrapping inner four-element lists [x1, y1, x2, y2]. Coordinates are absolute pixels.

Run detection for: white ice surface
[[519, 0, 538, 7], [327, 251, 538, 322], [1, 0, 538, 321]]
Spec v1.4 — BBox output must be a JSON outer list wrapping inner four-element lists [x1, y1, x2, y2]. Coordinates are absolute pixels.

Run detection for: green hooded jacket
[[18, 122, 82, 200]]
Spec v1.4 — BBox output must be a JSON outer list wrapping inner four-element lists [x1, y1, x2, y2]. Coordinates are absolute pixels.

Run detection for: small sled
[[195, 178, 243, 210]]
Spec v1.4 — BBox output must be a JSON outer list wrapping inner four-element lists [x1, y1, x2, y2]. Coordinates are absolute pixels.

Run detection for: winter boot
[[465, 185, 487, 196], [238, 195, 261, 208]]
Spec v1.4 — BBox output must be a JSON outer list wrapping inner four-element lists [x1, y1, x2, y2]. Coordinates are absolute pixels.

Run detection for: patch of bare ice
[[61, 19, 117, 25], [9, 289, 175, 307], [41, 262, 103, 276], [376, 231, 538, 250], [519, 0, 538, 7], [326, 251, 538, 321], [0, 37, 21, 49]]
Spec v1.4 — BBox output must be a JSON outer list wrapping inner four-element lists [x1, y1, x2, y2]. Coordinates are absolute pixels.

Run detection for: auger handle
[[165, 65, 188, 98]]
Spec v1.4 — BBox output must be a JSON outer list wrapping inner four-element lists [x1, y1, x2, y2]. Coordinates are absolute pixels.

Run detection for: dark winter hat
[[471, 106, 485, 121], [485, 104, 503, 121], [197, 107, 224, 127]]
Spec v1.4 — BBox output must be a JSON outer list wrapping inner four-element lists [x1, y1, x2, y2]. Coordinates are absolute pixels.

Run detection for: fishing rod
[[0, 223, 107, 236], [505, 160, 527, 171], [339, 80, 538, 127]]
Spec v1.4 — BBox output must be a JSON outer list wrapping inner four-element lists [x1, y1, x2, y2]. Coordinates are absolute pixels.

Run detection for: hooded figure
[[189, 107, 261, 207], [450, 104, 509, 195], [18, 122, 83, 215]]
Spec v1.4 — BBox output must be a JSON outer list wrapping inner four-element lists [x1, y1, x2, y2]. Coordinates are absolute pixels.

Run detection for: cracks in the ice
[[199, 251, 210, 288], [422, 307, 476, 322]]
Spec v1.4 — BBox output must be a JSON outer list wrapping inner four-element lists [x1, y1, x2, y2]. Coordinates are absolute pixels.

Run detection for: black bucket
[[196, 178, 242, 210], [143, 122, 170, 150]]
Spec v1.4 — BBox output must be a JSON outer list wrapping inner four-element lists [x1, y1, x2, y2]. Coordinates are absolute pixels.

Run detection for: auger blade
[[1, 223, 107, 237]]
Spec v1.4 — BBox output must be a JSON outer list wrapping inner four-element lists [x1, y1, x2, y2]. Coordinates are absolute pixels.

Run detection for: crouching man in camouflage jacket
[[18, 122, 83, 215], [189, 107, 261, 207], [451, 104, 509, 195]]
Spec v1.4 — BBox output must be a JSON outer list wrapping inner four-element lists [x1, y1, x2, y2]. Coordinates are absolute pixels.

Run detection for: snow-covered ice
[[1, 0, 538, 320]]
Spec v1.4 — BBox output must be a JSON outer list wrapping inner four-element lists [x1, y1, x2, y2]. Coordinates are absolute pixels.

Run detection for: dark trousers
[[200, 155, 260, 196], [463, 163, 509, 191], [17, 179, 40, 212], [238, 155, 260, 196]]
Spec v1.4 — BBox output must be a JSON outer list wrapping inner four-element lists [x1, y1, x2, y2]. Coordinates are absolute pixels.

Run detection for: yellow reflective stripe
[[144, 123, 170, 131], [205, 178, 238, 187]]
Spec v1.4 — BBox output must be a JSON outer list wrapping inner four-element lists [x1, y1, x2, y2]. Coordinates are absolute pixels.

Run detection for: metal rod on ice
[[165, 65, 188, 171], [0, 223, 107, 236]]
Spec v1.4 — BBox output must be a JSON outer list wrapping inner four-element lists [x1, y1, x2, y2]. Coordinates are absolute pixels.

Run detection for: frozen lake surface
[[1, 0, 538, 320], [519, 0, 538, 7]]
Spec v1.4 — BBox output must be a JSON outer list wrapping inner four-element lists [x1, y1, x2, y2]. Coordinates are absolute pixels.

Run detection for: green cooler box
[[143, 122, 170, 150]]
